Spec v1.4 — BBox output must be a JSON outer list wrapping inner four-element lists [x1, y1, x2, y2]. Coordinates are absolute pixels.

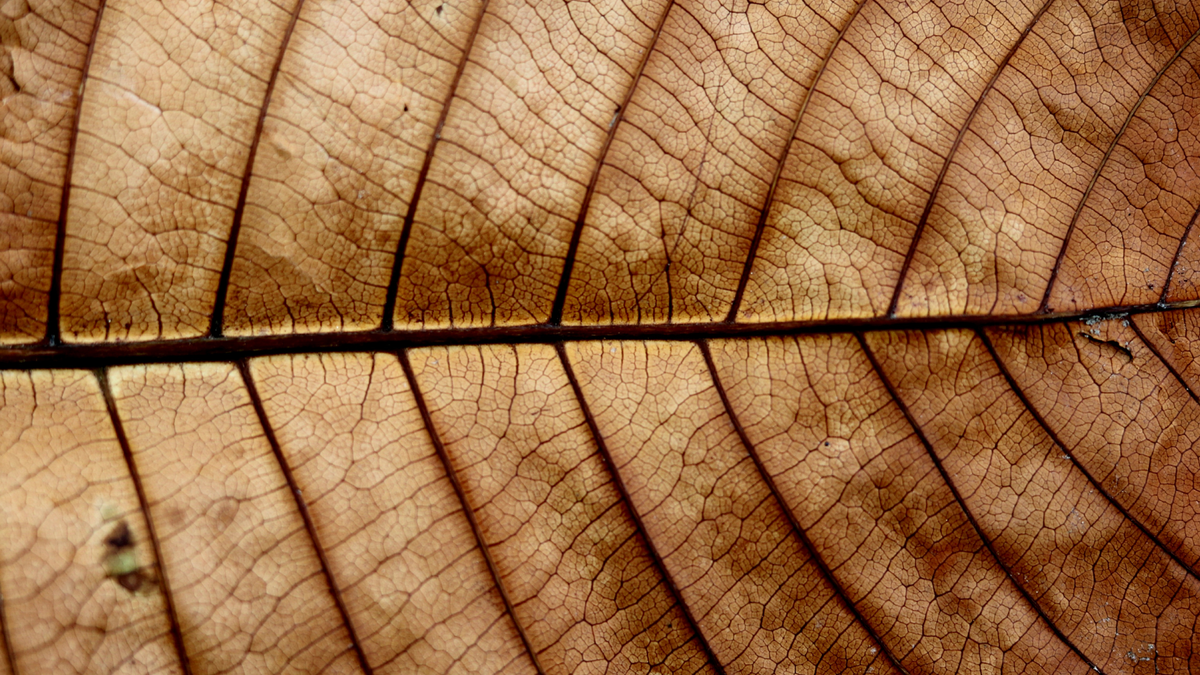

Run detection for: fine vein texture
[[708, 336, 1088, 674], [1047, 34, 1200, 311], [9, 0, 1200, 672], [870, 328, 1200, 672], [568, 340, 894, 673], [989, 319, 1200, 572], [222, 0, 487, 336], [1136, 308, 1200, 392], [108, 363, 361, 674], [896, 0, 1200, 317], [0, 0, 99, 343], [739, 0, 1043, 323], [559, 0, 858, 325], [59, 0, 300, 342], [249, 352, 533, 674], [413, 344, 714, 675], [390, 0, 671, 328], [0, 369, 180, 674]]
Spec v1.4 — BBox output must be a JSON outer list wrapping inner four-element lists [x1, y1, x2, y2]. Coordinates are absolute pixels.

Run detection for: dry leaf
[[2, 0, 1200, 672]]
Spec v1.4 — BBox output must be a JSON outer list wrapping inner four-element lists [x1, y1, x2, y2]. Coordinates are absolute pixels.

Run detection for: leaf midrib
[[4, 298, 1193, 370]]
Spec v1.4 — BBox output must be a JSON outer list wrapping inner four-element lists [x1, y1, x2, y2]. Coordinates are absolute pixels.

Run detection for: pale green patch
[[103, 549, 139, 577]]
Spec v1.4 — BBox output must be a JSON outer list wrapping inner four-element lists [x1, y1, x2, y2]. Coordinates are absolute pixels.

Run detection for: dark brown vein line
[[555, 342, 728, 675], [886, 0, 1056, 317], [396, 349, 548, 675], [725, 0, 869, 323], [1129, 317, 1200, 404], [208, 0, 309, 338], [855, 333, 1104, 673], [1039, 26, 1200, 313], [979, 327, 1200, 581], [44, 0, 112, 347], [379, 0, 493, 331], [96, 368, 192, 675], [5, 299, 1200, 370], [696, 340, 909, 675], [548, 0, 679, 325], [1160, 201, 1200, 304], [0, 572, 16, 675], [235, 361, 373, 675]]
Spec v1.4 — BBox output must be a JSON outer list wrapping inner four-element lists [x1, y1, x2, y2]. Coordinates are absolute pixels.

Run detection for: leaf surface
[[3, 0, 1200, 672]]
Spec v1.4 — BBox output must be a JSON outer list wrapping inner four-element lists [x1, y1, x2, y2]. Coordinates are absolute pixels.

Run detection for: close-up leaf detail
[[5, 0, 1200, 672]]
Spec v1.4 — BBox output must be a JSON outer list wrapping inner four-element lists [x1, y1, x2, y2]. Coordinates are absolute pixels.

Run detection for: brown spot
[[116, 570, 148, 592], [214, 499, 239, 528], [118, 566, 144, 588], [104, 520, 133, 551], [164, 505, 186, 528]]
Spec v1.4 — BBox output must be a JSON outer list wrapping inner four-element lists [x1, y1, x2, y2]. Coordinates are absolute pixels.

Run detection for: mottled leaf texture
[[9, 0, 1200, 673]]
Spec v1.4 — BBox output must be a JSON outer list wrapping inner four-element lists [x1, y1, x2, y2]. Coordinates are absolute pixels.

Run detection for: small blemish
[[116, 571, 148, 592], [104, 521, 134, 550], [164, 505, 186, 528], [99, 502, 120, 521], [101, 520, 156, 594], [214, 500, 238, 528]]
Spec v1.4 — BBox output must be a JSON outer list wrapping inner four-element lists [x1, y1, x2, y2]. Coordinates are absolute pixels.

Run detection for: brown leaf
[[2, 0, 1200, 672]]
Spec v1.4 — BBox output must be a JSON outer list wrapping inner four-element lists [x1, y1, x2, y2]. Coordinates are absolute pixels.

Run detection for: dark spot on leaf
[[101, 520, 156, 594], [214, 499, 239, 527], [164, 505, 185, 528], [116, 570, 149, 592], [104, 520, 133, 550]]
